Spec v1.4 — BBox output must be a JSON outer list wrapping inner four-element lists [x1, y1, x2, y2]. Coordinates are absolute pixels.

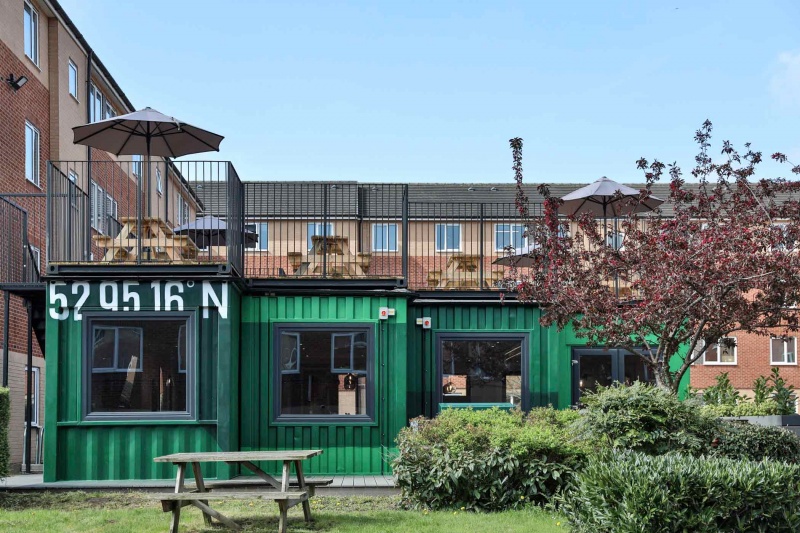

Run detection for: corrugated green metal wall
[[44, 281, 239, 481], [239, 294, 409, 475]]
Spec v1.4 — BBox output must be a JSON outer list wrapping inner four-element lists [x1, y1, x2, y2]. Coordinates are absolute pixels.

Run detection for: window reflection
[[440, 339, 523, 406], [278, 329, 370, 417]]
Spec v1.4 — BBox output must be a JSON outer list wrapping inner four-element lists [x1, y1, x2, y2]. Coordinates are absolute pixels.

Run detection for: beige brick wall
[[0, 349, 45, 471]]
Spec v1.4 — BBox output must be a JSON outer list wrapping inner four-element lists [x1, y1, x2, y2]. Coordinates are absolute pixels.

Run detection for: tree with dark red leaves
[[506, 121, 800, 392]]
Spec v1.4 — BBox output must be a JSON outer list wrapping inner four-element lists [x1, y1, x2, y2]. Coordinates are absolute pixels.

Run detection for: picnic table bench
[[151, 450, 325, 533]]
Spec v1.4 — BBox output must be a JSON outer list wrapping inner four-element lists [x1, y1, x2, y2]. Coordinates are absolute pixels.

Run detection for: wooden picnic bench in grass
[[151, 450, 324, 533]]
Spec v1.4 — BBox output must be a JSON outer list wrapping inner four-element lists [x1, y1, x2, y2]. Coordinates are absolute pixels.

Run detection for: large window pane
[[277, 327, 372, 418], [24, 2, 38, 65], [87, 317, 190, 416], [435, 224, 461, 252], [440, 337, 524, 406]]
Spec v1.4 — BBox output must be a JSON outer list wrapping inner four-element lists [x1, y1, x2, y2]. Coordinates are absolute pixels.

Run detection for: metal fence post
[[479, 203, 485, 288]]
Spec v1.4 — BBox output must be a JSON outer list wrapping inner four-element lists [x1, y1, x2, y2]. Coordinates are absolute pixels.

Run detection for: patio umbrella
[[173, 215, 257, 248], [492, 241, 540, 267], [558, 176, 663, 219], [72, 107, 224, 215]]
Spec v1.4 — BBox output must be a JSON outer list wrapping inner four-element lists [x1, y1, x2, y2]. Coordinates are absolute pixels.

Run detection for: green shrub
[[705, 420, 800, 463], [393, 407, 588, 511], [700, 372, 741, 406], [700, 399, 781, 417], [577, 382, 713, 455], [562, 451, 800, 532], [768, 367, 797, 415], [0, 387, 8, 479]]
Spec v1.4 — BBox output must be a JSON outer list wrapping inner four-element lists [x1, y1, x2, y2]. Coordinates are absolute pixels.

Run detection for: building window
[[85, 315, 193, 419], [606, 231, 625, 250], [28, 244, 41, 274], [495, 223, 527, 251], [245, 222, 268, 251], [156, 168, 163, 195], [435, 224, 461, 252], [68, 59, 79, 99], [68, 170, 79, 207], [89, 83, 117, 122], [90, 183, 118, 235], [437, 334, 527, 408], [307, 222, 335, 250], [176, 196, 189, 225], [132, 155, 142, 178], [702, 338, 737, 365], [771, 337, 796, 365], [24, 1, 39, 66], [25, 121, 40, 187], [372, 223, 397, 252], [24, 366, 40, 427], [274, 325, 374, 421]]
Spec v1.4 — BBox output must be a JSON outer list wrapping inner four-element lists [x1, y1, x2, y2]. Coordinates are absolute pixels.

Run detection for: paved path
[[0, 474, 397, 495]]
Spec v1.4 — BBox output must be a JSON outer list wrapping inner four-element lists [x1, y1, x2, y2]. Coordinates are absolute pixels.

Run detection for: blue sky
[[59, 0, 800, 184]]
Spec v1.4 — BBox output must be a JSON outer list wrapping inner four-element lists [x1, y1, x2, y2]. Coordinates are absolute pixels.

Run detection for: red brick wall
[[0, 39, 50, 358], [690, 328, 800, 390]]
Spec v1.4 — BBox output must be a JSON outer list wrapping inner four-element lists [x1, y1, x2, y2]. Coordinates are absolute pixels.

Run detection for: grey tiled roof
[[191, 181, 682, 219]]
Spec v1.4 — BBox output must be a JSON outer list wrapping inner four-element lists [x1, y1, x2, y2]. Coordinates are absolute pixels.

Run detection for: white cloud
[[770, 51, 800, 110]]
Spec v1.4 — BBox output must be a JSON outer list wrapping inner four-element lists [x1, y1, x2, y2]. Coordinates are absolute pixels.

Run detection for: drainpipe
[[85, 50, 93, 261], [2, 291, 9, 387]]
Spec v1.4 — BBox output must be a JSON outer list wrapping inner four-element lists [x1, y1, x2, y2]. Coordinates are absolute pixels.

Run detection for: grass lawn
[[0, 492, 567, 532]]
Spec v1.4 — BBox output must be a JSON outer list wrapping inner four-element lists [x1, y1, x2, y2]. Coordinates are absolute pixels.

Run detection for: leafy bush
[[562, 451, 800, 532], [393, 407, 588, 511], [0, 388, 8, 479], [768, 367, 797, 415], [699, 372, 741, 406], [705, 420, 800, 463], [700, 399, 781, 417], [576, 381, 713, 455]]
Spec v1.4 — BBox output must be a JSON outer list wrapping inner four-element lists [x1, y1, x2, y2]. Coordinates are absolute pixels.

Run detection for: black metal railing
[[191, 182, 542, 290], [47, 160, 244, 275], [0, 194, 46, 286]]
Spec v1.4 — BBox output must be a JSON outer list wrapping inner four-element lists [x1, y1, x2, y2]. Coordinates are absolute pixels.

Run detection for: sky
[[59, 0, 800, 184]]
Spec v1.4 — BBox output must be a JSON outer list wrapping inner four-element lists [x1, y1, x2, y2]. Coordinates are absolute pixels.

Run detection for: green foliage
[[700, 399, 781, 417], [393, 407, 588, 511], [562, 451, 800, 532], [0, 388, 9, 479], [705, 421, 800, 463], [768, 368, 797, 415], [577, 382, 713, 455], [701, 373, 741, 406], [753, 375, 770, 405]]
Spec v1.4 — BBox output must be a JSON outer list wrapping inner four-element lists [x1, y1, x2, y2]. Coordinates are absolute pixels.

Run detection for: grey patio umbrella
[[558, 176, 663, 219], [493, 241, 540, 267], [72, 107, 224, 215], [173, 215, 257, 249]]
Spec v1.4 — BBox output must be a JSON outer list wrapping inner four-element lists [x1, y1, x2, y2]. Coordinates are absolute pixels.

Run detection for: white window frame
[[176, 196, 190, 225], [68, 59, 79, 100], [245, 222, 269, 251], [29, 244, 41, 274], [606, 231, 625, 250], [435, 223, 461, 252], [495, 223, 527, 252], [307, 222, 335, 250], [23, 1, 39, 66], [91, 325, 144, 373], [771, 337, 797, 365], [372, 223, 398, 252], [89, 82, 117, 122], [330, 333, 368, 374], [701, 337, 738, 365], [25, 121, 40, 187], [132, 155, 142, 178], [156, 168, 163, 195], [68, 170, 79, 208], [23, 366, 40, 427]]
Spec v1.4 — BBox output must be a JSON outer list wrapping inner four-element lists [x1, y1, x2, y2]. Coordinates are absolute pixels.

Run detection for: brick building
[[0, 0, 192, 472]]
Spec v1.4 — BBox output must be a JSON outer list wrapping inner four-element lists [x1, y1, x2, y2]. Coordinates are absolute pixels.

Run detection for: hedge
[[562, 451, 800, 532], [0, 387, 9, 479], [393, 407, 588, 511]]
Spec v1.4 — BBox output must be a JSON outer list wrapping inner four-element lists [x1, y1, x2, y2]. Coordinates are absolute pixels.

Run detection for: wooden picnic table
[[151, 450, 324, 533], [290, 235, 371, 277], [431, 254, 505, 289], [93, 216, 199, 262]]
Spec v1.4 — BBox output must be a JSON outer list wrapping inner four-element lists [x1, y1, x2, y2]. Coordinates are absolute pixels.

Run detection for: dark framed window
[[436, 333, 528, 409], [83, 313, 195, 420], [273, 324, 374, 422], [571, 347, 657, 405]]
